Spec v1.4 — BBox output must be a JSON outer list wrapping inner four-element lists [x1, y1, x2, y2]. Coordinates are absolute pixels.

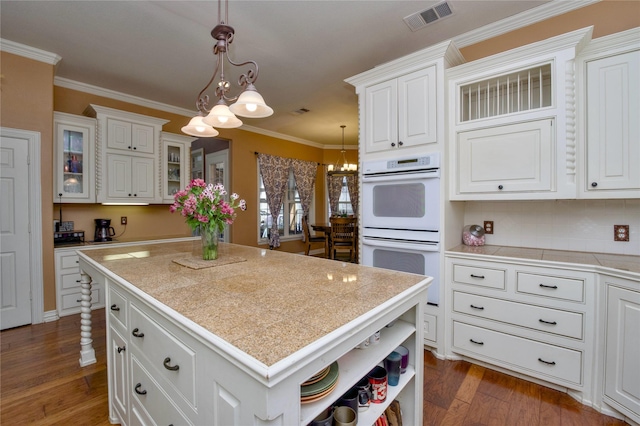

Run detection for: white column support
[[79, 270, 96, 366]]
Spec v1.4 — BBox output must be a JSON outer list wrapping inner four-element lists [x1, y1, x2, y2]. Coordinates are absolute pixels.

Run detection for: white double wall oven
[[361, 153, 441, 305]]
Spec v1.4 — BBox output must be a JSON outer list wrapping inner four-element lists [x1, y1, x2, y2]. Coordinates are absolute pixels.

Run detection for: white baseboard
[[42, 310, 59, 323]]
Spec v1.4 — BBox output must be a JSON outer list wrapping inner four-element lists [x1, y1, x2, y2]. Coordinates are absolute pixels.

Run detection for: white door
[[206, 150, 230, 242], [0, 134, 33, 329]]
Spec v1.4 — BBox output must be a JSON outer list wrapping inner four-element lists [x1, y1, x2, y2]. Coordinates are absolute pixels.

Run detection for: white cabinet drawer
[[453, 321, 582, 385], [61, 272, 81, 290], [130, 355, 192, 426], [108, 287, 128, 330], [453, 264, 506, 290], [453, 291, 583, 339], [60, 253, 80, 270], [517, 272, 584, 302], [61, 288, 102, 311], [130, 303, 196, 407]]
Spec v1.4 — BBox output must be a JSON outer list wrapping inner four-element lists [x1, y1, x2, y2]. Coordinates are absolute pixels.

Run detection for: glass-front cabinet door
[[161, 132, 194, 203], [53, 112, 96, 203]]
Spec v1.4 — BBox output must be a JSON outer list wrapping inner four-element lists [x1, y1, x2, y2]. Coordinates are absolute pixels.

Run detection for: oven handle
[[363, 169, 440, 183], [362, 236, 439, 251]]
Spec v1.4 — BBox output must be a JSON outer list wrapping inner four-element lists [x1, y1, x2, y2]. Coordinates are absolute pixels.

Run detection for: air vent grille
[[404, 1, 454, 32]]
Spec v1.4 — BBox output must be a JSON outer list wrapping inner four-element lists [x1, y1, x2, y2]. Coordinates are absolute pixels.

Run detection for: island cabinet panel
[[80, 241, 429, 426]]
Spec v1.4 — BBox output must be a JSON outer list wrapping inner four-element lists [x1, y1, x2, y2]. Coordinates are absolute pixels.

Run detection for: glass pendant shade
[[202, 102, 243, 128], [181, 116, 220, 137], [228, 84, 274, 118]]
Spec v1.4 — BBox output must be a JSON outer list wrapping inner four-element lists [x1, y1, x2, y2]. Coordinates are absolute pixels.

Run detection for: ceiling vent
[[403, 1, 453, 32]]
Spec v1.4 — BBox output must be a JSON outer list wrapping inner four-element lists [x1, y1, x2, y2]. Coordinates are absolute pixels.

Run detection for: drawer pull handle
[[539, 284, 558, 289], [132, 328, 145, 338], [117, 346, 126, 354], [538, 358, 556, 366], [470, 304, 484, 310], [469, 339, 484, 345], [134, 383, 147, 395], [110, 304, 120, 311], [163, 357, 180, 371], [538, 319, 557, 325], [470, 274, 485, 279]]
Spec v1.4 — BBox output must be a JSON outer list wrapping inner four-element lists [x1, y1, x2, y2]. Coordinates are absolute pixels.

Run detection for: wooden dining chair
[[302, 216, 326, 256], [329, 216, 357, 262]]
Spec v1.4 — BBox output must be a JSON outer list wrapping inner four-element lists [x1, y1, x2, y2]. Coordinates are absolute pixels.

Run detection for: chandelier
[[182, 0, 273, 137], [327, 125, 358, 176]]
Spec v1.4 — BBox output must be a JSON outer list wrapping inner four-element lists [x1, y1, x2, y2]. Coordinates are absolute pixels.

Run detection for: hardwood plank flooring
[[1, 310, 630, 425]]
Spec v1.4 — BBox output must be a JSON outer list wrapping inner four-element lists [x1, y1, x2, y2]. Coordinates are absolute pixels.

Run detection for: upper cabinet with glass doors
[[53, 112, 96, 203], [160, 132, 194, 203]]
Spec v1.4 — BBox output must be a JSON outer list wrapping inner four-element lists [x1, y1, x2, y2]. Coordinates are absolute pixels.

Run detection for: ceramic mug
[[336, 387, 359, 423], [367, 365, 387, 404], [355, 377, 372, 411], [309, 406, 333, 426], [333, 406, 357, 426]]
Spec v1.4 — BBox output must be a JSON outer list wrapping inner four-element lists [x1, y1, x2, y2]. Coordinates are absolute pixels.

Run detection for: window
[[258, 170, 313, 242], [329, 176, 354, 217]]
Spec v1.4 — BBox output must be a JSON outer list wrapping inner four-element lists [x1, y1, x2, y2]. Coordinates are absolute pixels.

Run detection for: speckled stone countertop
[[80, 240, 430, 367], [447, 244, 640, 275]]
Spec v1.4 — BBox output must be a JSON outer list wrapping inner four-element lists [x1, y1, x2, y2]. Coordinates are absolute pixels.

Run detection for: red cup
[[367, 366, 387, 404]]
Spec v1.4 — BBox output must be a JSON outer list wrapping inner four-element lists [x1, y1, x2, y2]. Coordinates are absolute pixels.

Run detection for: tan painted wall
[[460, 0, 640, 61], [1, 52, 57, 311]]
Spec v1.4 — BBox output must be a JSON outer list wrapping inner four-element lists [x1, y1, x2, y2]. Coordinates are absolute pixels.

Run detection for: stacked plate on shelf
[[300, 361, 339, 404]]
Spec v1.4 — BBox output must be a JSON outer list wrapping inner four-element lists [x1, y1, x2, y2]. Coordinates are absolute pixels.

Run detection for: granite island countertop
[[447, 244, 640, 276], [79, 240, 432, 367]]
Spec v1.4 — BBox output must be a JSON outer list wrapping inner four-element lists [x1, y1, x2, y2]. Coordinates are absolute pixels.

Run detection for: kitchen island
[[77, 240, 432, 425]]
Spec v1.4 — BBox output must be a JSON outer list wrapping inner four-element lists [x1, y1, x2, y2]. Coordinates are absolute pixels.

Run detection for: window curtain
[[327, 172, 344, 216], [291, 159, 318, 242], [346, 174, 359, 215], [258, 153, 291, 249]]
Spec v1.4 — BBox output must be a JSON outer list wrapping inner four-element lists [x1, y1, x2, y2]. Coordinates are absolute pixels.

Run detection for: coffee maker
[[94, 218, 116, 242]]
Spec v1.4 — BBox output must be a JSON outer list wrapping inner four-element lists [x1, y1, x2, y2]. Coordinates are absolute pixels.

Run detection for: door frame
[[1, 127, 44, 324]]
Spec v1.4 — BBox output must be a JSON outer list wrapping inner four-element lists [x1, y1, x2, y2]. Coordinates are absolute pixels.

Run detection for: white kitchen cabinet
[[578, 28, 640, 199], [457, 118, 554, 195], [445, 254, 596, 400], [105, 154, 155, 202], [53, 112, 96, 203], [346, 40, 464, 161], [161, 132, 193, 203], [84, 104, 168, 204], [54, 248, 104, 317], [363, 66, 437, 154], [448, 27, 593, 200], [602, 277, 640, 424]]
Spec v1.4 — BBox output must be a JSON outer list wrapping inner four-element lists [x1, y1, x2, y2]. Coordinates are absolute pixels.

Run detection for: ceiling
[[1, 0, 589, 147]]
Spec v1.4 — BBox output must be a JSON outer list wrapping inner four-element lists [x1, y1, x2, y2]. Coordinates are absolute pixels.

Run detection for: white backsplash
[[463, 199, 640, 256]]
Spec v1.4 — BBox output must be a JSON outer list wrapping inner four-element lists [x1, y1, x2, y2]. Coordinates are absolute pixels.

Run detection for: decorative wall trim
[[452, 0, 600, 48], [0, 38, 61, 65]]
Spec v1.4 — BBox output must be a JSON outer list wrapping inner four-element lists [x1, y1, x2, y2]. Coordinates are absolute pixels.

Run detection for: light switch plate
[[614, 225, 629, 242]]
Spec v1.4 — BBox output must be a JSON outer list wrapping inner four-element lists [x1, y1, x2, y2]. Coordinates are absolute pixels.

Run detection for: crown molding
[[452, 0, 601, 48], [0, 38, 61, 65]]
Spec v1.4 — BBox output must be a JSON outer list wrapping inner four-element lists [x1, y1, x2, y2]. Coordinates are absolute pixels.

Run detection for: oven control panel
[[364, 152, 440, 174]]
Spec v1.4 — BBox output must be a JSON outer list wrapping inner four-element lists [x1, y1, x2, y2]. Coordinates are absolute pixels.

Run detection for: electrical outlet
[[121, 216, 127, 225], [484, 221, 494, 234], [614, 225, 629, 242]]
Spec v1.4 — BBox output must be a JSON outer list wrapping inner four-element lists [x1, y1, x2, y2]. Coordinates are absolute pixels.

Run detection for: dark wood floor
[[0, 310, 629, 425]]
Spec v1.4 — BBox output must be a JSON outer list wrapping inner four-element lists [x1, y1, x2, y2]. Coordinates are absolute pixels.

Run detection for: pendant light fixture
[[327, 125, 358, 176], [182, 0, 273, 137]]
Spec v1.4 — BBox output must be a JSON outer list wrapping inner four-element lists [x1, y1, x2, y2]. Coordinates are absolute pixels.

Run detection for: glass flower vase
[[200, 226, 220, 260]]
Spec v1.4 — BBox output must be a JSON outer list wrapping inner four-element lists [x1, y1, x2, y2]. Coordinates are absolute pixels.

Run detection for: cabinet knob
[[391, 142, 396, 147], [117, 345, 126, 353], [132, 328, 145, 338], [128, 146, 132, 150], [133, 147, 137, 150], [128, 193, 132, 197], [398, 141, 403, 146], [163, 357, 180, 371], [110, 304, 120, 312], [591, 182, 598, 187], [498, 185, 504, 190], [134, 383, 147, 395]]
